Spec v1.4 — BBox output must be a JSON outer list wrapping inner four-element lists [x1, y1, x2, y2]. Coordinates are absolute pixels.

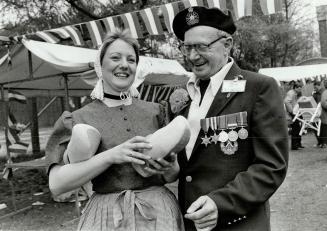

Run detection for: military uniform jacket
[[177, 63, 289, 231]]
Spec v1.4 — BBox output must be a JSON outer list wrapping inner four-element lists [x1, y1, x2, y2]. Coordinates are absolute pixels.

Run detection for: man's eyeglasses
[[179, 36, 227, 56]]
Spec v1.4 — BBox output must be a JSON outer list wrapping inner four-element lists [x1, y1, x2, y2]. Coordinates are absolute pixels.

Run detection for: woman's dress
[[45, 99, 184, 231]]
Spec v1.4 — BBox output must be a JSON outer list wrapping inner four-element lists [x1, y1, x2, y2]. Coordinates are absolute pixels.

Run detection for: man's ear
[[224, 37, 233, 50]]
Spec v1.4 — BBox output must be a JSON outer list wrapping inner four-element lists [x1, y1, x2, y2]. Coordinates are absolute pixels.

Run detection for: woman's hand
[[104, 136, 152, 165], [143, 152, 180, 182]]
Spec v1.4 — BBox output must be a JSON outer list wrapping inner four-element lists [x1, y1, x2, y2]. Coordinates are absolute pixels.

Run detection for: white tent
[[258, 64, 327, 82], [22, 39, 191, 88]]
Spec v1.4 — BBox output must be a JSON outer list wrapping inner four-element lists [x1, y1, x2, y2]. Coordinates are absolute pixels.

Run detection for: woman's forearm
[[49, 151, 113, 196]]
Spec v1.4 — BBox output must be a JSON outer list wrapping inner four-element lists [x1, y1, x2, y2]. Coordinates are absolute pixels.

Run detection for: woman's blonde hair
[[99, 28, 140, 65]]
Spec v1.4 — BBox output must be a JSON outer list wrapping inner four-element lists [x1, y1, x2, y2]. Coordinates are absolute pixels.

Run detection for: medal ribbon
[[227, 113, 237, 129], [237, 111, 247, 127], [200, 118, 210, 134], [210, 117, 217, 131], [218, 115, 227, 130]]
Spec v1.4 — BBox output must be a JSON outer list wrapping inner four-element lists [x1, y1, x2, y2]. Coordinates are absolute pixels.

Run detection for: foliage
[[0, 0, 70, 33], [232, 0, 318, 70]]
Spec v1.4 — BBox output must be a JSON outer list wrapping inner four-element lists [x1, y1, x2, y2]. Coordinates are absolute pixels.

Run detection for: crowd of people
[[43, 5, 327, 231], [284, 79, 327, 150]]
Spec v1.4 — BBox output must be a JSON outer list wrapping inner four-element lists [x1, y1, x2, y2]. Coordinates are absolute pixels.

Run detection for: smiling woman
[[45, 28, 185, 231], [101, 39, 138, 95]]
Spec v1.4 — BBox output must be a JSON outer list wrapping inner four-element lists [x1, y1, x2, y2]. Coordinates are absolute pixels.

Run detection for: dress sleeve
[[45, 111, 74, 174]]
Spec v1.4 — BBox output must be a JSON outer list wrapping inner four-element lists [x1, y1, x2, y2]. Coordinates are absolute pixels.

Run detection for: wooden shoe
[[133, 116, 190, 177], [63, 124, 101, 164]]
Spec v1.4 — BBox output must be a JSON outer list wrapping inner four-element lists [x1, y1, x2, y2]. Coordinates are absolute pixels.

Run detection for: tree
[[232, 0, 318, 70]]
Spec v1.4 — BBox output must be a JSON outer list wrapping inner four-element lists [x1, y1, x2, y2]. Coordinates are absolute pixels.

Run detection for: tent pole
[[28, 50, 33, 79], [19, 96, 58, 134], [28, 97, 40, 154], [63, 74, 70, 111]]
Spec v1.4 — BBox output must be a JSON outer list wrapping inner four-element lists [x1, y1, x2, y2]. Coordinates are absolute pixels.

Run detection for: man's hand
[[184, 196, 218, 231], [143, 152, 180, 182]]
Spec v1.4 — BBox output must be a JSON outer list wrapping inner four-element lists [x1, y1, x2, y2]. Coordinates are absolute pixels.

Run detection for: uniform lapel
[[206, 63, 242, 117], [188, 63, 243, 163]]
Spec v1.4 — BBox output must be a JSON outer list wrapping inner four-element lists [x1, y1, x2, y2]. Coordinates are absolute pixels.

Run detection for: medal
[[210, 117, 220, 144], [200, 118, 211, 147], [237, 112, 248, 140], [238, 128, 248, 140], [218, 115, 228, 143], [220, 140, 238, 155], [219, 113, 238, 155], [227, 114, 238, 142], [228, 130, 238, 142]]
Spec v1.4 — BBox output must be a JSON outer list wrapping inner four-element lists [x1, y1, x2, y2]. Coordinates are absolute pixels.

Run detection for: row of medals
[[200, 114, 249, 155]]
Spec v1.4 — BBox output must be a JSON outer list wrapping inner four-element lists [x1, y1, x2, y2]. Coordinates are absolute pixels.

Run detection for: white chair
[[292, 102, 322, 136]]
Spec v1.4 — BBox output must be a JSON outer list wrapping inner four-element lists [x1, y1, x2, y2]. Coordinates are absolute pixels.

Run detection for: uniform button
[[123, 116, 127, 121], [126, 128, 131, 132], [228, 222, 231, 225], [119, 107, 123, 111], [185, 176, 192, 182]]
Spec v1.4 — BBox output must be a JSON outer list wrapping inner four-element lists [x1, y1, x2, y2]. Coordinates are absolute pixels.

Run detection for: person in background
[[45, 29, 184, 231], [284, 81, 304, 150], [171, 6, 289, 231], [319, 79, 327, 148], [312, 81, 324, 147], [312, 81, 323, 104]]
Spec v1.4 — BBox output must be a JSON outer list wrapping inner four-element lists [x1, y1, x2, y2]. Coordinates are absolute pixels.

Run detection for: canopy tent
[[0, 43, 92, 98], [258, 64, 327, 83], [20, 39, 190, 88]]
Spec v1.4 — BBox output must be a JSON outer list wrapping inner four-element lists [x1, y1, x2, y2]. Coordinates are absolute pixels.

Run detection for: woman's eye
[[128, 58, 136, 63], [110, 56, 120, 61]]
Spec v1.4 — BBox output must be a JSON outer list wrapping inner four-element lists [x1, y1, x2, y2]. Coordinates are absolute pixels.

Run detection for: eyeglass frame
[[179, 36, 228, 56]]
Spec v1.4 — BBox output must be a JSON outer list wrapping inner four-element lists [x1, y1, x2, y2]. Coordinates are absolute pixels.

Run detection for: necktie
[[199, 79, 210, 105]]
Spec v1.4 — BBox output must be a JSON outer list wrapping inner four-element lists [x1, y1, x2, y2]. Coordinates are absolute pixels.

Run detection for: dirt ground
[[0, 132, 326, 231]]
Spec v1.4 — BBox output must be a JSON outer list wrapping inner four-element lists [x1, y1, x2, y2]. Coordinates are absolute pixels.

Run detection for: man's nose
[[188, 48, 200, 60]]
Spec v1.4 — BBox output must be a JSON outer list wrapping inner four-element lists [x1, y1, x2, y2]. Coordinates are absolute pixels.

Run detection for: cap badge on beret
[[186, 7, 199, 26]]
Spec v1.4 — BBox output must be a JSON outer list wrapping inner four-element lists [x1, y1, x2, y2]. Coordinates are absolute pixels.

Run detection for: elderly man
[[171, 6, 289, 231]]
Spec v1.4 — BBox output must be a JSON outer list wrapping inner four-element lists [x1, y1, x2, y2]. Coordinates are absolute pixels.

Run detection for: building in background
[[317, 4, 327, 57]]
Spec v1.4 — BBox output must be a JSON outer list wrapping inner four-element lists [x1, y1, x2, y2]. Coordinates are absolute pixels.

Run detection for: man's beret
[[172, 6, 236, 41]]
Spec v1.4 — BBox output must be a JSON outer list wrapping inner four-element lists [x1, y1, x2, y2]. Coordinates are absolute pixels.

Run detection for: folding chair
[[292, 102, 322, 136]]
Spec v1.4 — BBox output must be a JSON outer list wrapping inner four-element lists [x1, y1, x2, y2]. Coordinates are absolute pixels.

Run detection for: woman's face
[[101, 39, 137, 94]]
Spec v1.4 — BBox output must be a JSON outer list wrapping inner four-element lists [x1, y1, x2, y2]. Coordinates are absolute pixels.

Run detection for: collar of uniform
[[186, 57, 234, 100], [102, 97, 132, 107], [209, 57, 234, 95]]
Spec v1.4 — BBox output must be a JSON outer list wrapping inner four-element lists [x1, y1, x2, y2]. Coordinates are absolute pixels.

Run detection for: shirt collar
[[102, 97, 132, 107], [187, 58, 234, 100]]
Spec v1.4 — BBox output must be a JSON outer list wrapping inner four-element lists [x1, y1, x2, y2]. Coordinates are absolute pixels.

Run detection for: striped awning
[[4, 0, 283, 49]]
